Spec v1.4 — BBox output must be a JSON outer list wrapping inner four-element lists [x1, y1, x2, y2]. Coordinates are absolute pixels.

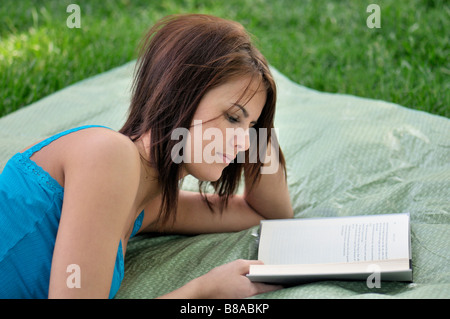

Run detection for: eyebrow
[[232, 103, 249, 117]]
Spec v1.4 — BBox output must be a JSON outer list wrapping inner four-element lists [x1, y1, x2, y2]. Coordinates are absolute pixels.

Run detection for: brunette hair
[[120, 14, 286, 227]]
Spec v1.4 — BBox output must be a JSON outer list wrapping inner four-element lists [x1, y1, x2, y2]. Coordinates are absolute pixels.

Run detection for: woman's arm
[[142, 146, 292, 235], [48, 131, 141, 298], [143, 190, 263, 234], [244, 142, 293, 220], [143, 136, 293, 233]]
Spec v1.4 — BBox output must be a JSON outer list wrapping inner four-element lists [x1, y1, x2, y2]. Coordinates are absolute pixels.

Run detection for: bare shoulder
[[23, 127, 141, 190], [62, 127, 140, 167], [61, 127, 142, 188], [60, 127, 142, 219]]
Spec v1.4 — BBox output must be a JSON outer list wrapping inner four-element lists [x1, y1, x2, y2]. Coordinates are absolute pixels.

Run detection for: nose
[[234, 129, 250, 153]]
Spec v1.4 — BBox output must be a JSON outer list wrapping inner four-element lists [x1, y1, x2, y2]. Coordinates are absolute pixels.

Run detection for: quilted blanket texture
[[1, 62, 448, 298]]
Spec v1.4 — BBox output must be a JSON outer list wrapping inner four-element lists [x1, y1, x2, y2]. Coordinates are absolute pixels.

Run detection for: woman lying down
[[0, 14, 293, 298]]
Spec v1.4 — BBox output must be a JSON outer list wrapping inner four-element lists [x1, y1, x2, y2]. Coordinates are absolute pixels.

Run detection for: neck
[[131, 134, 161, 207], [134, 131, 190, 181]]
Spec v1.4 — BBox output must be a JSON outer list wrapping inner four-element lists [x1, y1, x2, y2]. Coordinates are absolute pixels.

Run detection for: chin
[[186, 163, 226, 182], [198, 169, 224, 182]]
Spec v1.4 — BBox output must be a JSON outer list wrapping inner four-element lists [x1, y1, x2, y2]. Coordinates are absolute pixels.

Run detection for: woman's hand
[[158, 259, 282, 299], [196, 259, 282, 298]]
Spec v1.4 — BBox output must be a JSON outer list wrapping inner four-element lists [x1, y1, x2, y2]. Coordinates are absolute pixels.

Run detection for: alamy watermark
[[366, 4, 381, 29], [66, 264, 81, 289], [62, 2, 380, 173], [65, 262, 382, 290], [66, 4, 81, 28], [170, 120, 281, 174], [66, 4, 381, 30], [366, 264, 381, 288]]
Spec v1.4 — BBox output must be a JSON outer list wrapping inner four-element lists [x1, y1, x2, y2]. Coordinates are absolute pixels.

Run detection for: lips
[[216, 152, 235, 164]]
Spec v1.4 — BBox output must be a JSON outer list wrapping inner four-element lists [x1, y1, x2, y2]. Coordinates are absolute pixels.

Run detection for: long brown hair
[[120, 14, 285, 227]]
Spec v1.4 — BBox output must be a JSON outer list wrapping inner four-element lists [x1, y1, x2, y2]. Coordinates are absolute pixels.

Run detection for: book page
[[258, 213, 410, 265]]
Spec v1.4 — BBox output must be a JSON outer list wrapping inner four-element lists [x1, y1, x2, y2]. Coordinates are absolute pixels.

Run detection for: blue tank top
[[0, 125, 144, 298]]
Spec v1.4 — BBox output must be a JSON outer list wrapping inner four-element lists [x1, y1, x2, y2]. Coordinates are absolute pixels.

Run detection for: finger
[[252, 282, 284, 295], [247, 260, 264, 265], [235, 259, 264, 275], [234, 259, 264, 265]]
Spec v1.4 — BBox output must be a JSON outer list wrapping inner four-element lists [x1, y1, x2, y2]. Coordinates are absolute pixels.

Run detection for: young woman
[[0, 14, 293, 298]]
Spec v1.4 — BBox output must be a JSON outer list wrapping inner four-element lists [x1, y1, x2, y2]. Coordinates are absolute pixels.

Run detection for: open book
[[247, 213, 412, 284]]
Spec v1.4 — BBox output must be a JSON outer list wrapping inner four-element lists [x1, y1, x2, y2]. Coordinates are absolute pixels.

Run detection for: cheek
[[200, 122, 230, 157], [183, 123, 227, 163]]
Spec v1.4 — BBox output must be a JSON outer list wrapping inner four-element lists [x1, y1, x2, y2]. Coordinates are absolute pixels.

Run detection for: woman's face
[[180, 76, 266, 181]]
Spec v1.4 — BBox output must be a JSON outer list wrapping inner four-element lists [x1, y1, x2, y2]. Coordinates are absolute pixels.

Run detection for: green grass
[[1, 0, 449, 118]]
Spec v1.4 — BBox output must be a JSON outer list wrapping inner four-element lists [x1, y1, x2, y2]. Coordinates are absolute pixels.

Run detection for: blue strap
[[23, 125, 112, 158], [131, 210, 145, 237], [110, 211, 144, 299]]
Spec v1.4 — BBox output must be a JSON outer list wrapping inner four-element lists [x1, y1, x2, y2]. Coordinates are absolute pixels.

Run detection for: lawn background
[[1, 0, 448, 118]]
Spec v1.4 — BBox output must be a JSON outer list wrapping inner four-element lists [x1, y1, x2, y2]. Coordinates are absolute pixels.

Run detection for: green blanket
[[1, 62, 449, 298]]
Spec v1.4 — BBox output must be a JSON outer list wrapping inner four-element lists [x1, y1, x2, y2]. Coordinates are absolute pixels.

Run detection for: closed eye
[[226, 113, 240, 124], [231, 103, 258, 127]]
